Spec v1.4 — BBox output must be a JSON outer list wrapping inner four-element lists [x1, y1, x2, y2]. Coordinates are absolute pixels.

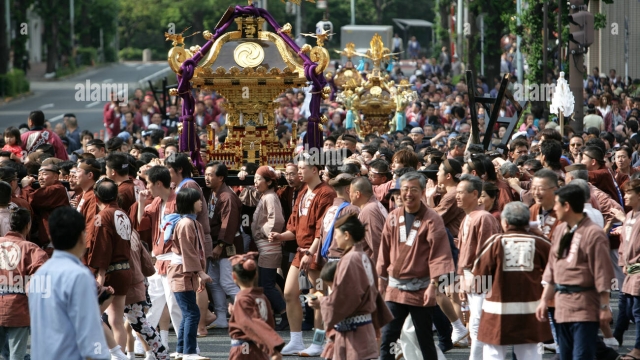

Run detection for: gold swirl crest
[[234, 42, 265, 68]]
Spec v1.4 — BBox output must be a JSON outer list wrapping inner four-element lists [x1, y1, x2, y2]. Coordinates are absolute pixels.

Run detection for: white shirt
[[584, 204, 605, 228]]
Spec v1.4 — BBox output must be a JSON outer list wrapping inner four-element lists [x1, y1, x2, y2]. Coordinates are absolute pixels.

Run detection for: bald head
[[349, 176, 374, 207], [351, 177, 373, 196]]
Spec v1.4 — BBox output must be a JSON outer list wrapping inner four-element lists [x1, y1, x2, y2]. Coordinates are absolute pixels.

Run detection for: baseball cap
[[410, 127, 424, 135]]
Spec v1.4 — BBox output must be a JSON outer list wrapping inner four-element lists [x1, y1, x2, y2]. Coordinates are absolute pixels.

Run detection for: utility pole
[[558, 0, 562, 71], [70, 0, 75, 57], [456, 0, 463, 57], [516, 0, 523, 84], [543, 1, 548, 85], [568, 0, 594, 133]]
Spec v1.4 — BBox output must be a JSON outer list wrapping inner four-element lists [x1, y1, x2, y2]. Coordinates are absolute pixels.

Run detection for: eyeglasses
[[531, 186, 557, 192], [400, 187, 422, 194]]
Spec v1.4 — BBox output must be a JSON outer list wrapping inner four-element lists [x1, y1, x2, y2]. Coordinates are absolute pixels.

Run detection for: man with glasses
[[21, 163, 71, 253], [529, 169, 560, 238], [569, 135, 585, 162], [378, 172, 455, 360]]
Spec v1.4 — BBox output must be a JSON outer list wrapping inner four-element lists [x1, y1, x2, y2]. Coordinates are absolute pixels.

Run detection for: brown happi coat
[[0, 231, 48, 327], [315, 198, 360, 266], [90, 203, 133, 295], [138, 192, 177, 275], [358, 196, 388, 265], [457, 206, 502, 276], [228, 287, 284, 359], [24, 181, 70, 247], [589, 168, 623, 206], [126, 229, 156, 305], [377, 203, 455, 306], [209, 183, 244, 257], [543, 217, 615, 323], [472, 230, 553, 345], [286, 182, 336, 269], [181, 179, 213, 258], [168, 217, 207, 292], [529, 203, 561, 239], [321, 247, 393, 360], [433, 191, 465, 238], [619, 211, 640, 296], [118, 179, 137, 214], [78, 189, 98, 265]]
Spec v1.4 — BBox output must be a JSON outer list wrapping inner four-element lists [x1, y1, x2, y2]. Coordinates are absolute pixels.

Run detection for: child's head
[[176, 187, 202, 215], [231, 252, 259, 286], [334, 213, 366, 249], [319, 261, 338, 290], [3, 127, 21, 146]]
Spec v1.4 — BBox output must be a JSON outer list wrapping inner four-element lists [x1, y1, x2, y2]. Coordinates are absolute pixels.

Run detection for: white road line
[[49, 114, 64, 122], [136, 64, 150, 70], [85, 101, 102, 108], [39, 103, 54, 110], [138, 67, 172, 85], [102, 79, 113, 83]]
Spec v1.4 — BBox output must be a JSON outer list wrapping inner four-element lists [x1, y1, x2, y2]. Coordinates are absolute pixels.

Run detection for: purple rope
[[177, 3, 325, 170]]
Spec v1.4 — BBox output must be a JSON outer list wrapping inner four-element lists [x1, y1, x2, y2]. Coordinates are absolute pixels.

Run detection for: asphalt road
[[166, 292, 635, 360], [0, 62, 174, 133]]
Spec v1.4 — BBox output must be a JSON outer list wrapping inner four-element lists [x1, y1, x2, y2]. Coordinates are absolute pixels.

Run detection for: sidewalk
[[25, 61, 48, 82]]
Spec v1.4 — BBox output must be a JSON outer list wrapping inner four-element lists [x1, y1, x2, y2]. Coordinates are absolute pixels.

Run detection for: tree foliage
[[117, 0, 437, 60]]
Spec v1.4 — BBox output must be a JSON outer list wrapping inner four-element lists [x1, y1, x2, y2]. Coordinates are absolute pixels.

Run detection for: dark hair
[[3, 127, 22, 146], [87, 139, 106, 150], [105, 153, 130, 177], [336, 214, 366, 242], [139, 152, 158, 165], [58, 161, 76, 176], [585, 138, 607, 154], [78, 159, 102, 181], [540, 128, 562, 142], [0, 181, 11, 206], [28, 110, 45, 127], [320, 261, 338, 284], [106, 137, 124, 153], [467, 157, 486, 178], [206, 162, 228, 181], [555, 184, 584, 214], [600, 132, 615, 149], [80, 130, 94, 140], [176, 188, 201, 215], [140, 146, 160, 158], [482, 182, 499, 199], [555, 185, 586, 258], [10, 207, 30, 232], [165, 153, 193, 179], [232, 262, 257, 283], [94, 178, 118, 204], [540, 140, 562, 170], [146, 166, 171, 188], [243, 162, 259, 175], [49, 207, 86, 250]]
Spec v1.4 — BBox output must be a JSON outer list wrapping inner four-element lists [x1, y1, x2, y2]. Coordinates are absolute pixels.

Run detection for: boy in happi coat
[[312, 213, 393, 360], [228, 252, 284, 360]]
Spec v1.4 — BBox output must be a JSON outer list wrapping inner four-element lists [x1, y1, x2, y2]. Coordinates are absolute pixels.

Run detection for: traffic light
[[568, 10, 594, 54]]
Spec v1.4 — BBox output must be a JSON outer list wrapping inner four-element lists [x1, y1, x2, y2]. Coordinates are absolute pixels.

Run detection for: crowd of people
[[0, 55, 639, 360]]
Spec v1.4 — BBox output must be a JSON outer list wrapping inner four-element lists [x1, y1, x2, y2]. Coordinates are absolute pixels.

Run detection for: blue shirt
[[29, 251, 109, 360]]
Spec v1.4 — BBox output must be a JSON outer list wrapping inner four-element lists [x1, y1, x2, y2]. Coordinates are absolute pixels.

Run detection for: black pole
[[558, 0, 562, 71]]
